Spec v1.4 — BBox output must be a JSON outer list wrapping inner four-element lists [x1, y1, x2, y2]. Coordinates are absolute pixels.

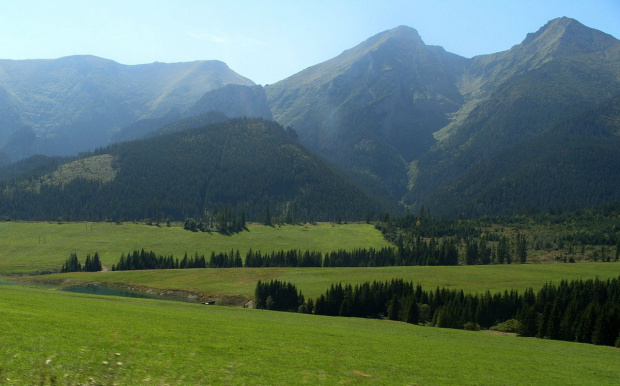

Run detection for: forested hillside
[[407, 19, 620, 215], [0, 118, 383, 222], [1, 18, 619, 219], [267, 18, 620, 217]]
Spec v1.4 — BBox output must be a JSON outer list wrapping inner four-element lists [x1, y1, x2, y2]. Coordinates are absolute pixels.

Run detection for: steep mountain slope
[[2, 18, 618, 219], [187, 84, 272, 120], [266, 26, 467, 199], [0, 118, 384, 222], [407, 18, 620, 213], [0, 56, 253, 160], [267, 18, 620, 216], [420, 95, 620, 217], [112, 84, 272, 143]]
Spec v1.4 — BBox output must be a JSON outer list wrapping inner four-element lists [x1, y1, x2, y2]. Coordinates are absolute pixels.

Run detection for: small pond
[[62, 284, 201, 303]]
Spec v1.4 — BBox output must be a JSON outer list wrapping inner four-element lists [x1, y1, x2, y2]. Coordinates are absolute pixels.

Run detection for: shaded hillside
[[0, 118, 383, 222], [417, 95, 620, 217], [267, 18, 620, 216], [112, 84, 272, 143], [0, 154, 71, 183], [0, 56, 253, 160], [266, 26, 467, 199], [407, 18, 620, 214], [187, 84, 272, 120], [2, 18, 619, 219]]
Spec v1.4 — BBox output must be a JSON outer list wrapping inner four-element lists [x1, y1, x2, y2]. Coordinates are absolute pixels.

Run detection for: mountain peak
[[370, 25, 423, 47], [521, 17, 618, 52], [386, 25, 421, 38], [548, 16, 581, 28], [331, 24, 425, 66]]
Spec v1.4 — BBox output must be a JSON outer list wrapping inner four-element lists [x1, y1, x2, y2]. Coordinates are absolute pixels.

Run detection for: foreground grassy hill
[[1, 283, 618, 385], [0, 222, 391, 274]]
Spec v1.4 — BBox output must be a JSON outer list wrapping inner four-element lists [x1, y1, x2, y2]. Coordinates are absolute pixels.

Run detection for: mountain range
[[1, 17, 619, 220], [0, 57, 254, 159], [266, 17, 620, 215]]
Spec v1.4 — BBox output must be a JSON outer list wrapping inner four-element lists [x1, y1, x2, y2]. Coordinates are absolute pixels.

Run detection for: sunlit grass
[[0, 221, 391, 273], [28, 262, 620, 301], [1, 283, 618, 384]]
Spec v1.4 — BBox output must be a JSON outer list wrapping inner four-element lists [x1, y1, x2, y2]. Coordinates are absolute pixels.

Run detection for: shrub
[[490, 319, 521, 333]]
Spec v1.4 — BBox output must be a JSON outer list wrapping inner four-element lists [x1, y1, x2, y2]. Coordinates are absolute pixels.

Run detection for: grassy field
[[0, 221, 391, 274], [4, 221, 620, 384], [1, 283, 618, 385], [28, 262, 620, 301]]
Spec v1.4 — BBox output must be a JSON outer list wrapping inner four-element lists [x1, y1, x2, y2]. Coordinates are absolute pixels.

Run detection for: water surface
[[62, 284, 200, 303]]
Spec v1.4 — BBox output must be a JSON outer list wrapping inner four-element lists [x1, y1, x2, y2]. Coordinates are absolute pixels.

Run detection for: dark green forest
[[60, 252, 102, 273], [0, 118, 383, 222], [409, 94, 620, 217], [255, 277, 620, 348], [377, 204, 620, 264]]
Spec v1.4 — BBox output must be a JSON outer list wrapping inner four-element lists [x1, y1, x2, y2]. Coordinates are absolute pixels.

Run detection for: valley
[[1, 217, 619, 382], [1, 14, 619, 384]]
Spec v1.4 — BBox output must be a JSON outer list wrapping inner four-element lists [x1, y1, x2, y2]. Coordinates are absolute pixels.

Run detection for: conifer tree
[[516, 233, 527, 263], [61, 253, 81, 273], [387, 294, 400, 321], [403, 296, 420, 324]]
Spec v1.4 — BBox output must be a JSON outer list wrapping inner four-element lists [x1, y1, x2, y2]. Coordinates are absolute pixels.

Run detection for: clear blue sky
[[1, 0, 618, 85]]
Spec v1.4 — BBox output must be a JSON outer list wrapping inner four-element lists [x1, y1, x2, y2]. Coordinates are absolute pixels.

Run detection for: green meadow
[[34, 262, 620, 301], [0, 221, 391, 274], [3, 221, 620, 384], [6, 221, 619, 302], [1, 283, 618, 385]]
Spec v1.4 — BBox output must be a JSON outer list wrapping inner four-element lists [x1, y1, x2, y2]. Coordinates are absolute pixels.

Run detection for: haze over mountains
[[0, 57, 253, 158], [1, 17, 619, 220]]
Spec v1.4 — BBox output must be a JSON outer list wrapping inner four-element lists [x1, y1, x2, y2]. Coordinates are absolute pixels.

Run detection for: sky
[[1, 0, 619, 85]]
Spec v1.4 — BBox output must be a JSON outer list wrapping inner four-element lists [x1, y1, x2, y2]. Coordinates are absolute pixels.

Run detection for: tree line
[[255, 277, 620, 347], [183, 204, 247, 233], [61, 252, 102, 272], [379, 202, 620, 251], [112, 250, 208, 271], [378, 206, 620, 264], [107, 242, 510, 272], [377, 211, 528, 265], [254, 279, 305, 312]]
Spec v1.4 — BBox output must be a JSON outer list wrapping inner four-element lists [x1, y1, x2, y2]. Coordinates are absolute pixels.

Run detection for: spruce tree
[[516, 233, 527, 263], [387, 294, 400, 321], [93, 252, 102, 271], [61, 253, 81, 273], [403, 296, 419, 324]]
